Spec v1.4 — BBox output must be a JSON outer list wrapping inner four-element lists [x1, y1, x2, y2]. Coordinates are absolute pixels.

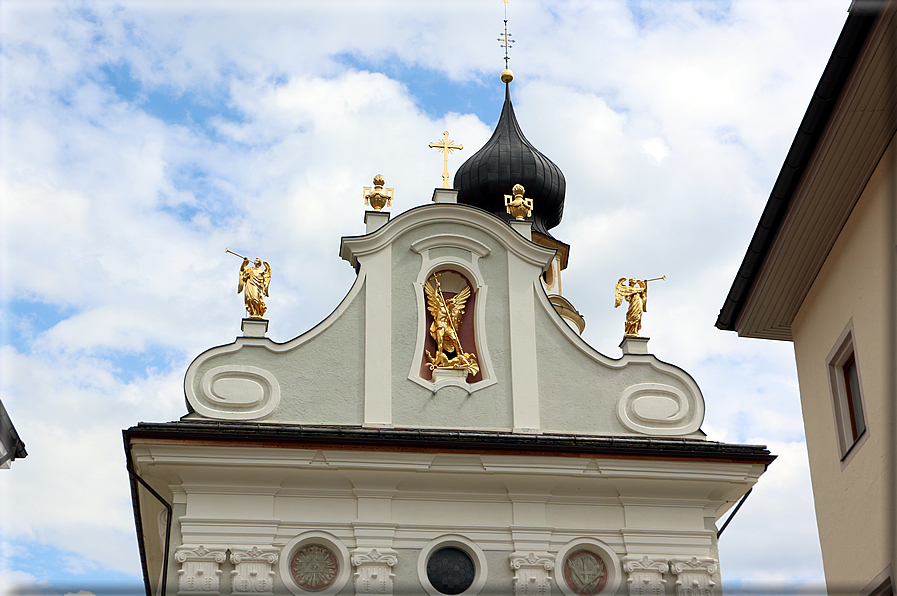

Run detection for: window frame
[[826, 320, 869, 465]]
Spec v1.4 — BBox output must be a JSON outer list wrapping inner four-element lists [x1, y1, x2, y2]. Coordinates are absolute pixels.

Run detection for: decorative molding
[[617, 383, 700, 436], [670, 557, 718, 596], [189, 364, 281, 421], [622, 556, 668, 596], [174, 545, 227, 595], [230, 546, 279, 595], [510, 552, 555, 596], [351, 548, 398, 595]]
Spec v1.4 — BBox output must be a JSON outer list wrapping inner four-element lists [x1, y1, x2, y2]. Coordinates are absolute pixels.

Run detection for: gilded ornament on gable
[[504, 183, 532, 220], [424, 273, 479, 377], [428, 131, 463, 189], [614, 275, 664, 337], [363, 174, 393, 211], [228, 248, 272, 319]]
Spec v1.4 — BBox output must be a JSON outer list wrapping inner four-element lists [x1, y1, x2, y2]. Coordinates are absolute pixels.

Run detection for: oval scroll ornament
[[617, 383, 699, 436], [192, 365, 281, 420]]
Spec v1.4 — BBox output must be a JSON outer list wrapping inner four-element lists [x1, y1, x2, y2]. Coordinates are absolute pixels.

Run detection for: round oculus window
[[562, 549, 608, 595], [426, 546, 476, 595], [290, 544, 339, 592]]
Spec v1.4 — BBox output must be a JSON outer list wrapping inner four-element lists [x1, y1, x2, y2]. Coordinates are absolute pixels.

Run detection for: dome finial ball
[[500, 69, 514, 84]]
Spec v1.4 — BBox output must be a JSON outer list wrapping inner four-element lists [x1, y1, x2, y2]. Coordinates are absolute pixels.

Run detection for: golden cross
[[428, 131, 463, 189]]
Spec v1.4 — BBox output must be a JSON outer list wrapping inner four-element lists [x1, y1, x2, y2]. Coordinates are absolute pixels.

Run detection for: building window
[[426, 547, 475, 595], [827, 321, 868, 461], [417, 535, 487, 596]]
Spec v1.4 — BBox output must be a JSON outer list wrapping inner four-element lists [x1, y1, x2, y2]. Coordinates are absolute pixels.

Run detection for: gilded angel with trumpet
[[424, 274, 479, 376], [238, 257, 272, 319]]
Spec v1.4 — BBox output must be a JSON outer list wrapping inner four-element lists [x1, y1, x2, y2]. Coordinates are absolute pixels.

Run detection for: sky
[[0, 0, 854, 593]]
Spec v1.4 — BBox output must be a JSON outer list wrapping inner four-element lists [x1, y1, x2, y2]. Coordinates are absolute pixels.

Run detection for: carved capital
[[622, 556, 668, 596], [229, 546, 279, 595], [174, 545, 227, 595], [510, 552, 554, 596], [231, 545, 279, 565], [352, 548, 398, 595], [670, 557, 718, 596], [510, 552, 555, 571]]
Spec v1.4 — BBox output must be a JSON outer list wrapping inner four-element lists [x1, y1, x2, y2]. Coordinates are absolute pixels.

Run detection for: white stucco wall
[[790, 136, 896, 588]]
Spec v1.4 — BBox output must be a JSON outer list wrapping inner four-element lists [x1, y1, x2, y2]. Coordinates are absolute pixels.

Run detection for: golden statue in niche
[[614, 276, 665, 337], [227, 248, 272, 318], [424, 273, 479, 376]]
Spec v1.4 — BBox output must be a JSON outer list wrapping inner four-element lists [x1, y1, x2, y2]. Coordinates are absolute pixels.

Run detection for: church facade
[[125, 76, 771, 596]]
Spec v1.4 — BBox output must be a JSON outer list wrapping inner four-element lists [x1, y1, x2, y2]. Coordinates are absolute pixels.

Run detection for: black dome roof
[[453, 84, 565, 236]]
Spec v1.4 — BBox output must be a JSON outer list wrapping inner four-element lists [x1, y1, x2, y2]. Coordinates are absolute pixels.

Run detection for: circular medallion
[[290, 544, 339, 592], [426, 546, 475, 595], [563, 550, 607, 595]]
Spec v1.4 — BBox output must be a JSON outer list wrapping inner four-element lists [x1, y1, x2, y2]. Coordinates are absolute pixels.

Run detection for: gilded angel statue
[[615, 277, 648, 337], [237, 257, 271, 318], [424, 274, 479, 376], [614, 276, 665, 337]]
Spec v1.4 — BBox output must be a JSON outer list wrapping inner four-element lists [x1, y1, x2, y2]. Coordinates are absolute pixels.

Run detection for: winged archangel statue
[[424, 274, 479, 376], [238, 257, 272, 318]]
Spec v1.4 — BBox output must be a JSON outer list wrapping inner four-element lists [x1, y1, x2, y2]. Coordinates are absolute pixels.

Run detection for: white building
[[716, 2, 896, 593], [126, 75, 771, 596]]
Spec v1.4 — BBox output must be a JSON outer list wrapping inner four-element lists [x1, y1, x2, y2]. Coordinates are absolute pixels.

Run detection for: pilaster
[[230, 546, 279, 595], [510, 552, 555, 596], [174, 545, 227, 595], [351, 548, 398, 595], [622, 556, 668, 596], [670, 557, 717, 596]]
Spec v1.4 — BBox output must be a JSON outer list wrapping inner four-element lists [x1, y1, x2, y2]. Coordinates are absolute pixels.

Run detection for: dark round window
[[426, 546, 475, 595]]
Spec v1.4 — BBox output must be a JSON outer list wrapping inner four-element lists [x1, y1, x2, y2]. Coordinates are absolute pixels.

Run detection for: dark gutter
[[716, 487, 753, 538], [715, 7, 881, 331], [124, 429, 173, 596], [126, 420, 776, 464]]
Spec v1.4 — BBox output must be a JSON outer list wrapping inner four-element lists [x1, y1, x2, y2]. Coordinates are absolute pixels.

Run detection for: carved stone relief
[[174, 545, 227, 595], [351, 548, 398, 595], [230, 546, 279, 595], [622, 556, 668, 596], [510, 552, 555, 596], [670, 557, 718, 596]]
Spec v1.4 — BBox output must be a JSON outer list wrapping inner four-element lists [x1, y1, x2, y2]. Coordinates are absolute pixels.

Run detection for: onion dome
[[453, 82, 566, 237]]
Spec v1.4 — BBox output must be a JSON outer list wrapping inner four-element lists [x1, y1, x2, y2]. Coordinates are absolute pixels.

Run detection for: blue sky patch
[[98, 63, 246, 139], [4, 541, 143, 595], [335, 53, 505, 125], [0, 300, 78, 351]]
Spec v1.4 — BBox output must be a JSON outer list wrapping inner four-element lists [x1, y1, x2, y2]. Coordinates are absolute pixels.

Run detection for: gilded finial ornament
[[363, 174, 393, 210], [428, 132, 463, 189], [227, 248, 272, 319], [614, 276, 665, 337], [424, 273, 479, 377], [504, 183, 532, 219]]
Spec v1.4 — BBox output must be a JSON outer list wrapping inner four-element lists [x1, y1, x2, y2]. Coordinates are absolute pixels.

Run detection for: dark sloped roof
[[125, 420, 775, 464], [453, 85, 566, 238], [716, 7, 880, 331], [0, 399, 27, 466]]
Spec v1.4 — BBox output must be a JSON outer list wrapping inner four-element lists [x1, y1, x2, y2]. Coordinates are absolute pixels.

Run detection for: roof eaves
[[715, 8, 881, 332]]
